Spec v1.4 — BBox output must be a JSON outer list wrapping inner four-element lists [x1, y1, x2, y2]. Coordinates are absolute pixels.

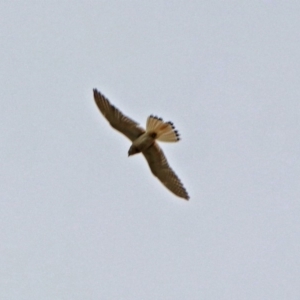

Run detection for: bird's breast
[[132, 133, 155, 151]]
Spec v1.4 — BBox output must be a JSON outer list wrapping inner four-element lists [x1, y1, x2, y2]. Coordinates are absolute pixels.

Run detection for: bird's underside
[[93, 89, 189, 200]]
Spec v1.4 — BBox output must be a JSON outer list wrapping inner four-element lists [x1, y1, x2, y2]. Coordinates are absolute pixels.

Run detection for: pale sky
[[1, 1, 300, 299]]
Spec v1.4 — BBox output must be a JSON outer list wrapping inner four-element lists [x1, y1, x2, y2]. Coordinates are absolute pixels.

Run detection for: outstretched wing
[[94, 89, 145, 141], [143, 143, 189, 200]]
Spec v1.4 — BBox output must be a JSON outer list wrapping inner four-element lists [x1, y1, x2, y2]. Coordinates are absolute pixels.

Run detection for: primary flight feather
[[93, 89, 189, 200]]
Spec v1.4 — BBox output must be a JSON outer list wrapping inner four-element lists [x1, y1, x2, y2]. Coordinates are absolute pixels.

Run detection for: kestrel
[[93, 89, 189, 200]]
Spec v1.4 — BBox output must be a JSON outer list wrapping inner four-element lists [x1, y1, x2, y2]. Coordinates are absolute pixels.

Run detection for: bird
[[93, 89, 189, 200]]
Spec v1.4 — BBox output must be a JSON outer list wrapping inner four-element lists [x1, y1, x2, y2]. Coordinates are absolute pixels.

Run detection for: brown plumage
[[93, 89, 189, 200]]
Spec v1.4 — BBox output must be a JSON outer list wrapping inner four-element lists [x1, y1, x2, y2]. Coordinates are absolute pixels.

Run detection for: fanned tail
[[146, 115, 180, 142]]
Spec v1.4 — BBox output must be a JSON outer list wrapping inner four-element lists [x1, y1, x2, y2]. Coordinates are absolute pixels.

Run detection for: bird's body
[[93, 89, 189, 200], [128, 132, 155, 155]]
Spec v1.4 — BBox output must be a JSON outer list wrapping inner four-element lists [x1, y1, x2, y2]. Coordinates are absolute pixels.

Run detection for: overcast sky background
[[1, 1, 300, 299]]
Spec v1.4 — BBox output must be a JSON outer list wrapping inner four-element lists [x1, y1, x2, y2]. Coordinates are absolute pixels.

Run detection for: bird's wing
[[142, 142, 189, 200], [94, 89, 145, 141]]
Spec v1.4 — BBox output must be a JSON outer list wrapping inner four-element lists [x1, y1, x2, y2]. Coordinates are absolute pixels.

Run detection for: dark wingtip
[[93, 89, 102, 99], [183, 191, 190, 200]]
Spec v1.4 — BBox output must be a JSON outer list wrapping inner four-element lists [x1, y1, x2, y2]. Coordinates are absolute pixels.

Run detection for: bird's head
[[128, 145, 140, 156]]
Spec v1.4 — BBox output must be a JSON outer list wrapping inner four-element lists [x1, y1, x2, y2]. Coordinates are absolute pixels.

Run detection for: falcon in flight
[[93, 89, 189, 200]]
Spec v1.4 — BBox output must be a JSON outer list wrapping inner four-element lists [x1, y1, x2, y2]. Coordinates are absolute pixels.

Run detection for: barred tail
[[146, 115, 180, 142]]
